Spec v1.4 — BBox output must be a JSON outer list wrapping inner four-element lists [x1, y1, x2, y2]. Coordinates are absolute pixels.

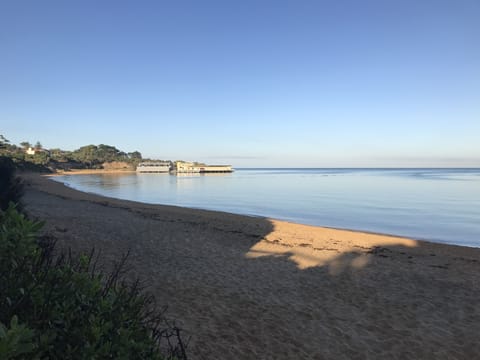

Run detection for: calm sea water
[[53, 168, 480, 247]]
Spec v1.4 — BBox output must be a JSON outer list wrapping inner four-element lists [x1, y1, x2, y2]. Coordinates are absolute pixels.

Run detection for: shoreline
[[49, 168, 137, 176], [45, 170, 477, 248], [41, 171, 425, 245], [20, 171, 480, 358]]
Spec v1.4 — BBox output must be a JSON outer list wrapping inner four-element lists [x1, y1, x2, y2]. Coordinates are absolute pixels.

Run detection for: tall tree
[[72, 145, 98, 166], [0, 135, 9, 149], [128, 151, 142, 160], [34, 141, 42, 150]]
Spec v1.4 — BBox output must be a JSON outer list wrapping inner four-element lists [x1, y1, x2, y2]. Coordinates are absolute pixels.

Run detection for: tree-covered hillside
[[0, 134, 143, 171]]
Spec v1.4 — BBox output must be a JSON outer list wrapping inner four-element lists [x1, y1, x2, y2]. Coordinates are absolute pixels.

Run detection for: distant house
[[25, 147, 50, 156]]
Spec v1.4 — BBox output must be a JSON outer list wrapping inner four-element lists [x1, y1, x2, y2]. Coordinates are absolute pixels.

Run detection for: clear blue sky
[[1, 0, 479, 167]]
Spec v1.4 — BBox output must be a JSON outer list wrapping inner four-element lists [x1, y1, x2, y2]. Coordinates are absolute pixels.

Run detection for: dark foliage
[[0, 205, 188, 359], [0, 157, 24, 211]]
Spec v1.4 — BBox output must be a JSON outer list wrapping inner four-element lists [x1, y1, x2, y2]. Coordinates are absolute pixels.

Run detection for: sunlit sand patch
[[246, 220, 418, 271]]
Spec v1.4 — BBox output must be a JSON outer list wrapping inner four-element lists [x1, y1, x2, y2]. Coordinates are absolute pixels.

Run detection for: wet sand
[[21, 172, 480, 359]]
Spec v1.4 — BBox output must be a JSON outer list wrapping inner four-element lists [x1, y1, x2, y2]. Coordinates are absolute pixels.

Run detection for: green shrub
[[0, 316, 36, 359], [0, 204, 187, 359]]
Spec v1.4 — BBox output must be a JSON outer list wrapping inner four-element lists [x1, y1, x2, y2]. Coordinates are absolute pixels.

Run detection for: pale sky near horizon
[[1, 0, 479, 167]]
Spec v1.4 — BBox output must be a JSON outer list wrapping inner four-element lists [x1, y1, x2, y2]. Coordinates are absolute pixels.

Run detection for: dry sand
[[21, 172, 480, 359]]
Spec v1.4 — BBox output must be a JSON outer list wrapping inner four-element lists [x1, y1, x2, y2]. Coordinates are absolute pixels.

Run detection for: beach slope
[[21, 173, 480, 359]]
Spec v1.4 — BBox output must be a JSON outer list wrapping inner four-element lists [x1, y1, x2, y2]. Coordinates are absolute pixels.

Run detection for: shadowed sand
[[21, 172, 480, 359]]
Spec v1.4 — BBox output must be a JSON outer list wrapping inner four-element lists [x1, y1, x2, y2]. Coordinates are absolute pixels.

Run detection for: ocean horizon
[[52, 168, 480, 248]]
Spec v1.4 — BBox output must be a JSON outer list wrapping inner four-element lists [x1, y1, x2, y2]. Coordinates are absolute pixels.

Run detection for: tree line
[[0, 134, 143, 171]]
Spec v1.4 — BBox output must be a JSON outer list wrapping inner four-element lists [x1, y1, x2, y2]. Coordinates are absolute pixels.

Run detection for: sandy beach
[[21, 172, 480, 359]]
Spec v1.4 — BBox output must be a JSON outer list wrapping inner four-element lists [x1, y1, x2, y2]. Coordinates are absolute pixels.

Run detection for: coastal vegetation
[[0, 157, 187, 359], [0, 134, 144, 172], [0, 157, 24, 212], [0, 134, 223, 174]]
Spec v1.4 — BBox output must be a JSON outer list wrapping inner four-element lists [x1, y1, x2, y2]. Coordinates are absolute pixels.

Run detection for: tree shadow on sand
[[239, 221, 480, 359]]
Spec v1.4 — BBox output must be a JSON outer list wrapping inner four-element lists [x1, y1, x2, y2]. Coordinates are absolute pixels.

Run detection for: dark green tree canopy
[[20, 142, 31, 149], [71, 144, 134, 165], [128, 151, 142, 160], [0, 134, 9, 146]]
